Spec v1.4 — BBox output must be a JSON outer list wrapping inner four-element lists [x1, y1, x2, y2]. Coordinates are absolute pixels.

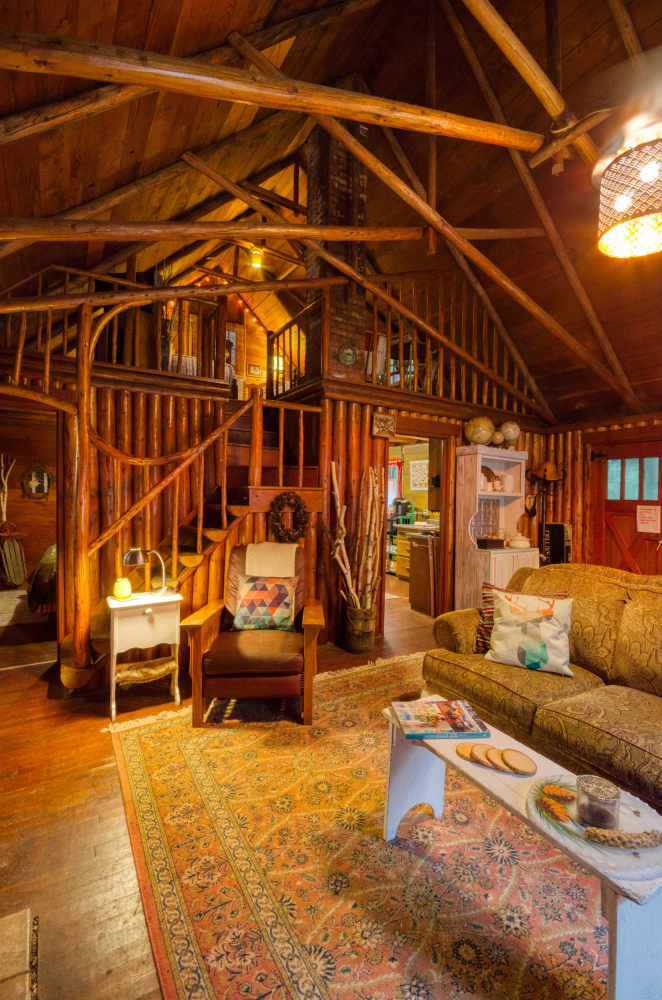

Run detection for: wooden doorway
[[592, 440, 662, 575]]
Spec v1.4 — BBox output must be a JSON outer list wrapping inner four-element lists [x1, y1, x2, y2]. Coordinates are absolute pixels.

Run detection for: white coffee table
[[383, 713, 662, 1000]]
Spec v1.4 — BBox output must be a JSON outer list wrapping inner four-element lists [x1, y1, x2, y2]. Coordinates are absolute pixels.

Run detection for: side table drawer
[[112, 602, 180, 654]]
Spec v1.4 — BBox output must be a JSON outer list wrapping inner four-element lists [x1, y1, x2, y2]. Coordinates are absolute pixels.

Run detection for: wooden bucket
[[344, 606, 376, 654]]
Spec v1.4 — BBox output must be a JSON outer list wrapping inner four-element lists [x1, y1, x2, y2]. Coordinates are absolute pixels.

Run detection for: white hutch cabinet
[[454, 444, 539, 610]]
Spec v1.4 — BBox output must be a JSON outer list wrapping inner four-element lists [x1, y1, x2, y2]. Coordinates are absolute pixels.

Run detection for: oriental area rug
[[112, 654, 608, 1000]]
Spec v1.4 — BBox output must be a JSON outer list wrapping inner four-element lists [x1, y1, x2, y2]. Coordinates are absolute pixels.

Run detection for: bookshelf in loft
[[454, 445, 540, 610]]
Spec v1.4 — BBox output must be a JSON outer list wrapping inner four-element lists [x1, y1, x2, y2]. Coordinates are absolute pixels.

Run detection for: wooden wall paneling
[[202, 399, 214, 496], [148, 392, 162, 546], [116, 388, 133, 558], [175, 396, 190, 516], [332, 399, 347, 505], [62, 402, 77, 640], [188, 398, 202, 542], [345, 402, 361, 560], [370, 405, 387, 637], [192, 559, 209, 615], [564, 431, 573, 528], [316, 398, 333, 645], [208, 541, 224, 604], [546, 432, 557, 521], [97, 387, 115, 600], [571, 431, 583, 563], [88, 387, 100, 608], [56, 410, 66, 643], [132, 391, 147, 569], [582, 441, 592, 563], [161, 394, 175, 535]]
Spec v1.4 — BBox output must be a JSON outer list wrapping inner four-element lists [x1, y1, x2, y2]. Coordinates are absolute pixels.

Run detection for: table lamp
[[123, 547, 175, 595]]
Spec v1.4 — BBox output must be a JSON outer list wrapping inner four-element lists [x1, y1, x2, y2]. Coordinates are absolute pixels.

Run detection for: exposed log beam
[[0, 277, 350, 313], [544, 0, 562, 94], [528, 109, 616, 169], [440, 0, 646, 412], [0, 0, 385, 148], [0, 31, 544, 151], [0, 108, 301, 262], [457, 0, 598, 164], [232, 31, 644, 415], [183, 151, 551, 421], [352, 76, 554, 421], [606, 0, 649, 79], [241, 182, 306, 215], [0, 219, 427, 242]]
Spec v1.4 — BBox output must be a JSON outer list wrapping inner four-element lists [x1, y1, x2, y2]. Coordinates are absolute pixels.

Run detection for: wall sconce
[[123, 547, 174, 594]]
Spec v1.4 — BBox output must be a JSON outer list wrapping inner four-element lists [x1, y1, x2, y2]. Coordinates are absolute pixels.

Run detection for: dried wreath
[[269, 491, 309, 543]]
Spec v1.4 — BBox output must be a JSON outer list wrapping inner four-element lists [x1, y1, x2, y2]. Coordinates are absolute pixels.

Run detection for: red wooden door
[[592, 441, 662, 575]]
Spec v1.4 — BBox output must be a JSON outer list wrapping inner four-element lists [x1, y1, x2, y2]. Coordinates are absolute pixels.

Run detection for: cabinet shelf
[[478, 491, 523, 498]]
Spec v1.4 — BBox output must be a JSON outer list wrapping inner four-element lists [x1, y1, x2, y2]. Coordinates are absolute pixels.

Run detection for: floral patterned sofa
[[423, 563, 662, 810]]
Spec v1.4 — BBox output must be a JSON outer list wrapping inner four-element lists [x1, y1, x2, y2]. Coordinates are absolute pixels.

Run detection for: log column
[[71, 303, 93, 679]]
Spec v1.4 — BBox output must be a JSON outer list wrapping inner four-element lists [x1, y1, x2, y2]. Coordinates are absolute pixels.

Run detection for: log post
[[426, 0, 437, 256], [73, 303, 93, 673], [215, 295, 227, 380]]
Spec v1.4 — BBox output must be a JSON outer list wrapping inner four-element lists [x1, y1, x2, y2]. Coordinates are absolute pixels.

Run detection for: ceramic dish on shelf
[[507, 533, 531, 548], [526, 776, 662, 880]]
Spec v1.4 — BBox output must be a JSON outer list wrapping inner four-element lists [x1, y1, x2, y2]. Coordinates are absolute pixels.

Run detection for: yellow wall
[[390, 442, 429, 515]]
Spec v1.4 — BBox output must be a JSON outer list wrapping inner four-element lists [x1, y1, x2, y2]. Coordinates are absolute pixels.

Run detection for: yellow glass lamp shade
[[598, 137, 662, 258], [113, 577, 133, 600], [251, 246, 262, 268]]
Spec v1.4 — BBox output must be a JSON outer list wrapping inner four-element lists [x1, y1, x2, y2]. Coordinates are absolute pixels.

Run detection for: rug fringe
[[314, 652, 425, 684], [102, 705, 192, 733]]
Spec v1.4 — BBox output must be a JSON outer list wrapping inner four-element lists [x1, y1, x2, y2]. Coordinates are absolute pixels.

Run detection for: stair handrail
[[88, 397, 252, 555]]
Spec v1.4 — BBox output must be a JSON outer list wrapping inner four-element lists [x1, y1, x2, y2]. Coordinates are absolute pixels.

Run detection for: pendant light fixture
[[251, 246, 263, 268], [596, 120, 662, 258]]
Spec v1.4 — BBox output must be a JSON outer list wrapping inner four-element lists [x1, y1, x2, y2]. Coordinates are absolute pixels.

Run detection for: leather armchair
[[181, 545, 324, 726]]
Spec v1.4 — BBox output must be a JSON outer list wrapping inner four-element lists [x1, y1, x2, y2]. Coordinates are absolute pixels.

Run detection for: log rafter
[[439, 0, 646, 412], [0, 31, 544, 151], [457, 0, 598, 164], [229, 30, 644, 416], [0, 0, 385, 149]]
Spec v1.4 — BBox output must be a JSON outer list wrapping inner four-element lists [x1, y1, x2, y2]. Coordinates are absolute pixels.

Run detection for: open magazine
[[390, 694, 490, 740]]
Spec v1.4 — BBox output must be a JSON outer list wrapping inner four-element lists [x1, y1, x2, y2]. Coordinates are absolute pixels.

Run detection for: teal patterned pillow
[[233, 575, 297, 631]]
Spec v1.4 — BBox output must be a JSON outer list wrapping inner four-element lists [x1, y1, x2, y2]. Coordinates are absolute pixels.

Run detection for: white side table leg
[[602, 884, 662, 1000], [383, 721, 446, 841]]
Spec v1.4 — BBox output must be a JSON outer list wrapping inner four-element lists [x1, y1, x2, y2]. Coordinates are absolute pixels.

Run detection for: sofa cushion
[[532, 685, 662, 807], [509, 564, 628, 682], [203, 630, 304, 676], [422, 648, 603, 734], [611, 588, 662, 697]]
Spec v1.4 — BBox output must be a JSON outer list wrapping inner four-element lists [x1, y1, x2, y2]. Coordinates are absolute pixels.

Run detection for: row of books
[[390, 694, 490, 740]]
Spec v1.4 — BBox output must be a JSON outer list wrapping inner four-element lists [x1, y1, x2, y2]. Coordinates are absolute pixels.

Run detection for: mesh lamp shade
[[598, 138, 662, 258]]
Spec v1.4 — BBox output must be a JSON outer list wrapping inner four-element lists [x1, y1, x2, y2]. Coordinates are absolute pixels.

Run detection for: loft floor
[[0, 598, 433, 1000]]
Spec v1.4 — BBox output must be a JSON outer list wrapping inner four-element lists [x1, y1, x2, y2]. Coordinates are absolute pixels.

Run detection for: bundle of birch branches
[[330, 461, 385, 612]]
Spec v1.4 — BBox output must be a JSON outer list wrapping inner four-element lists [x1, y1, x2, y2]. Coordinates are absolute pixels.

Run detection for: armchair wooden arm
[[181, 599, 225, 726], [302, 599, 324, 725]]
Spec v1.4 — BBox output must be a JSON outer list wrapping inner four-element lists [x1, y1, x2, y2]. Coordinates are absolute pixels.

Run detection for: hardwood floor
[[0, 598, 434, 1000]]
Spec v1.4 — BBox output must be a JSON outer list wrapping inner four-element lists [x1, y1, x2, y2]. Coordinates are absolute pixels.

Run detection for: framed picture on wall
[[409, 459, 429, 491], [248, 364, 262, 376], [21, 462, 53, 499]]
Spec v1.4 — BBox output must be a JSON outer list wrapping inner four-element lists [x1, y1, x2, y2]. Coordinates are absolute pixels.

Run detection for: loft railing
[[266, 297, 319, 398], [365, 270, 533, 414], [0, 263, 231, 382]]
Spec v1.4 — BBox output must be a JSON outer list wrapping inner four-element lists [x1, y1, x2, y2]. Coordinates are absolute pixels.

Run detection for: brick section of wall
[[306, 122, 367, 380]]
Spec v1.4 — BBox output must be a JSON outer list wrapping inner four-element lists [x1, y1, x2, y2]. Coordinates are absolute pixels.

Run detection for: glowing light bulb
[[640, 161, 660, 183], [251, 247, 262, 268], [614, 193, 632, 213]]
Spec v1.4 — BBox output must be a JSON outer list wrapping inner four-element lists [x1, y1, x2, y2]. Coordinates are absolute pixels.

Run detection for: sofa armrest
[[433, 608, 480, 653]]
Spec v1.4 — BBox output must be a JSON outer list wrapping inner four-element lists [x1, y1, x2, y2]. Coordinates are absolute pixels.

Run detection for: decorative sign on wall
[[21, 463, 52, 499], [372, 413, 395, 438], [409, 459, 429, 491], [636, 505, 661, 534]]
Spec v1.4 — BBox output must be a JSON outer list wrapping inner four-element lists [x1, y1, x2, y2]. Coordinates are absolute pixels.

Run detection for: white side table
[[107, 592, 183, 721]]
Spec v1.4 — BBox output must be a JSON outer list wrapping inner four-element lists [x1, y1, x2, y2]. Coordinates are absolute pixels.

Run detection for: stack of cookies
[[456, 743, 537, 775]]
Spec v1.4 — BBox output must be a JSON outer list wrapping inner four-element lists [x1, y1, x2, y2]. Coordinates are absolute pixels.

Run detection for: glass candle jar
[[576, 775, 621, 829]]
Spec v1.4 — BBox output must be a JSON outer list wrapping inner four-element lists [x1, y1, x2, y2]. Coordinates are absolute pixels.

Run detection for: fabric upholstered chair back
[[221, 545, 307, 629]]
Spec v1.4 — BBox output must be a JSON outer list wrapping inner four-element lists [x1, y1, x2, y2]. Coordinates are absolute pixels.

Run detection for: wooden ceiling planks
[[0, 0, 661, 421]]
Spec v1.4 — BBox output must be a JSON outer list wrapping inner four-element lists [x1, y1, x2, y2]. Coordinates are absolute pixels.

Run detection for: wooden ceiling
[[0, 0, 661, 423]]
